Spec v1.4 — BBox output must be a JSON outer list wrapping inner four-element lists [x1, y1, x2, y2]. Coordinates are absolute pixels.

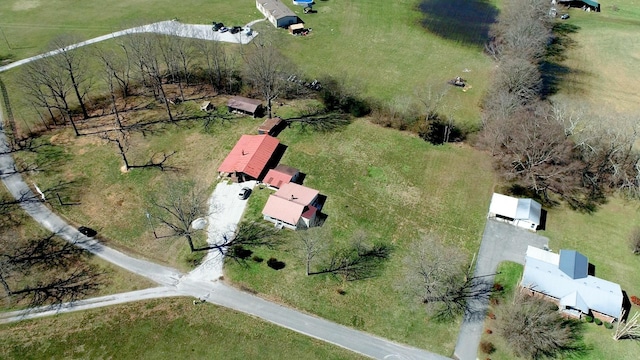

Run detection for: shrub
[[267, 257, 286, 270], [594, 318, 603, 326], [485, 328, 493, 334], [629, 227, 640, 255], [252, 255, 264, 263], [336, 288, 346, 295], [584, 315, 594, 323], [487, 312, 496, 320], [480, 341, 496, 354], [631, 295, 640, 306], [604, 322, 613, 329]]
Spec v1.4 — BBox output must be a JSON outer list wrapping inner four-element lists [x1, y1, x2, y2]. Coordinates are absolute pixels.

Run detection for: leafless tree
[[298, 226, 330, 276], [496, 291, 584, 359], [49, 35, 93, 120], [244, 40, 288, 118], [401, 233, 493, 320], [196, 39, 235, 93], [20, 57, 80, 135], [149, 181, 208, 252], [629, 227, 640, 255], [219, 221, 281, 261], [95, 47, 125, 129], [100, 130, 131, 170], [614, 310, 640, 341]]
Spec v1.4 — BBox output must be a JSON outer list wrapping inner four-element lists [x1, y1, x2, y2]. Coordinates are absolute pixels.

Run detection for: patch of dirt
[[12, 0, 40, 11]]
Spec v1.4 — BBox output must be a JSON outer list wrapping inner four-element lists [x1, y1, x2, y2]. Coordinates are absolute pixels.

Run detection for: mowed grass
[[13, 112, 262, 271], [551, 1, 640, 113], [0, 298, 367, 360], [483, 263, 640, 360], [226, 120, 496, 354], [1, 0, 494, 130]]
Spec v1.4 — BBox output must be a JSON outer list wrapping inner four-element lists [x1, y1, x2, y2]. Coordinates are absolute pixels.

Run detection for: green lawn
[[226, 119, 496, 355], [550, 0, 640, 114], [0, 298, 367, 360]]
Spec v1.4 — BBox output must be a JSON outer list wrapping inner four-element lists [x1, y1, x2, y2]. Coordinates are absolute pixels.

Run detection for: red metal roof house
[[263, 164, 300, 189], [218, 134, 280, 182], [262, 182, 321, 230]]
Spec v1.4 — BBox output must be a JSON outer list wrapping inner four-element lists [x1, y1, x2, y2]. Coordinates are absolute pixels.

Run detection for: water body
[[418, 0, 498, 46]]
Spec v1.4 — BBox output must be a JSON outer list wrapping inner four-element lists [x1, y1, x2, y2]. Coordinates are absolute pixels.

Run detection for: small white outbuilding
[[487, 193, 542, 231]]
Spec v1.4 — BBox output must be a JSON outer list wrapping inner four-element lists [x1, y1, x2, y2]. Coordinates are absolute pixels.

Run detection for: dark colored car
[[230, 26, 242, 34], [78, 226, 97, 237], [238, 187, 251, 200], [212, 22, 224, 31]]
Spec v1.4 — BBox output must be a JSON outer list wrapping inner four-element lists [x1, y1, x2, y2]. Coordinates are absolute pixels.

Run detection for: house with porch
[[227, 96, 263, 117], [521, 246, 623, 323], [262, 182, 321, 230], [256, 0, 298, 28]]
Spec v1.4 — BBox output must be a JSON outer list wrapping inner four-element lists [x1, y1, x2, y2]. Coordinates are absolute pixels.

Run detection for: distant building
[[258, 117, 285, 136], [256, 0, 298, 28], [200, 101, 214, 112], [521, 246, 622, 323], [488, 193, 542, 231], [227, 96, 263, 117], [557, 0, 600, 12]]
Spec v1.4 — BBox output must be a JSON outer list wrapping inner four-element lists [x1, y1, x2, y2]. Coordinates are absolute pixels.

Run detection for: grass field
[[550, 1, 640, 114], [225, 119, 496, 354], [0, 297, 367, 359]]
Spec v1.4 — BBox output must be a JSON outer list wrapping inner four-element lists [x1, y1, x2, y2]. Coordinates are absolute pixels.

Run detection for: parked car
[[230, 26, 242, 34], [219, 26, 229, 33], [238, 187, 251, 200], [244, 27, 253, 36], [78, 226, 97, 237], [560, 13, 570, 20], [212, 22, 224, 31]]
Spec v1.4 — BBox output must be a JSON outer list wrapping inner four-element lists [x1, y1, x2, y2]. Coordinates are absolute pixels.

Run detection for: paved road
[[453, 220, 548, 360], [0, 287, 179, 324], [0, 19, 261, 73]]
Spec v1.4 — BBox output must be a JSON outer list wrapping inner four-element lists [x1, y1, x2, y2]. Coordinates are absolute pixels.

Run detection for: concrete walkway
[[453, 220, 548, 360]]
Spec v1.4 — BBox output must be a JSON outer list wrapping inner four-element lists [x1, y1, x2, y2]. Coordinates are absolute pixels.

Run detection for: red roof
[[217, 135, 279, 179], [263, 164, 299, 188], [273, 183, 318, 206], [262, 195, 306, 226]]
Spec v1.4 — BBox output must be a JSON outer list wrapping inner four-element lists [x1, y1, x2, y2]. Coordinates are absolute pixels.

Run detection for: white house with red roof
[[262, 182, 321, 230], [217, 134, 279, 182]]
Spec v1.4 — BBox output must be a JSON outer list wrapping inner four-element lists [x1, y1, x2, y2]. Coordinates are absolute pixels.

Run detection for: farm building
[[488, 193, 542, 231], [557, 0, 600, 12], [258, 117, 285, 136], [227, 96, 263, 117], [289, 23, 305, 35], [263, 164, 300, 189], [262, 182, 321, 230], [256, 0, 298, 28], [217, 134, 280, 182], [521, 246, 623, 323]]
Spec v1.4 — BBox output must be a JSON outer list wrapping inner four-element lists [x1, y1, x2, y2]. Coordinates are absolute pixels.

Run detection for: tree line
[[479, 0, 640, 206]]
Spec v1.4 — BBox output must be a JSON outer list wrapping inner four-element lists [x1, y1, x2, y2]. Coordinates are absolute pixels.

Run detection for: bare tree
[[50, 35, 92, 120], [629, 227, 640, 255], [298, 226, 330, 276], [149, 181, 208, 252], [496, 291, 584, 359], [95, 47, 125, 129], [401, 233, 493, 320], [614, 310, 640, 341], [244, 40, 288, 118], [218, 221, 281, 261], [196, 39, 235, 93]]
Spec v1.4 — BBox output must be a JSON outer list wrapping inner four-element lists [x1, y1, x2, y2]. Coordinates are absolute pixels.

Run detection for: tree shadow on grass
[[417, 0, 498, 47]]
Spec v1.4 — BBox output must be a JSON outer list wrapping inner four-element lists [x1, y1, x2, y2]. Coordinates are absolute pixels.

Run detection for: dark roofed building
[[258, 117, 285, 136], [228, 96, 263, 117]]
